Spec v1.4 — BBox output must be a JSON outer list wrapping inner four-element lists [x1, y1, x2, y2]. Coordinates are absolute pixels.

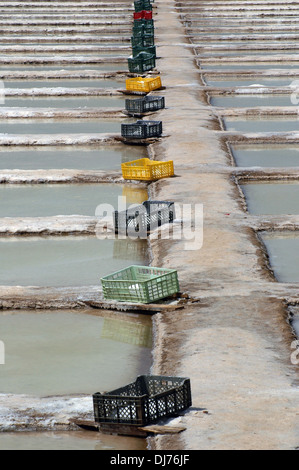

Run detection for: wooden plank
[[138, 425, 186, 435]]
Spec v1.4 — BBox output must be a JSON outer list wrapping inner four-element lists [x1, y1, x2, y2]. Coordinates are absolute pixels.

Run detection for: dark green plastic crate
[[132, 22, 154, 37], [132, 45, 156, 58], [131, 34, 155, 48], [101, 265, 180, 303], [134, 0, 152, 12], [128, 51, 156, 73], [93, 375, 192, 426]]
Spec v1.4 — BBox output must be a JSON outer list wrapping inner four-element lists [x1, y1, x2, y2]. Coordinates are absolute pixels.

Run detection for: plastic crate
[[126, 76, 162, 93], [132, 23, 154, 37], [128, 52, 156, 74], [121, 158, 174, 182], [131, 34, 155, 48], [93, 375, 192, 426], [134, 0, 152, 12], [121, 120, 162, 139], [100, 265, 180, 304], [132, 45, 156, 58], [125, 96, 165, 115], [133, 18, 154, 29], [113, 200, 175, 236], [134, 10, 153, 20]]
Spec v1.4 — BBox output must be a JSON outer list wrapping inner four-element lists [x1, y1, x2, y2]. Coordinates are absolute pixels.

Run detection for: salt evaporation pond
[[0, 431, 146, 451], [200, 64, 299, 70], [0, 310, 152, 396], [0, 236, 148, 287], [0, 64, 125, 71], [230, 144, 299, 167], [0, 183, 148, 217], [240, 181, 299, 215], [260, 232, 299, 282], [0, 96, 125, 108], [3, 79, 122, 88], [204, 78, 295, 87], [210, 95, 298, 107], [0, 145, 146, 170], [0, 119, 131, 134], [223, 117, 299, 133]]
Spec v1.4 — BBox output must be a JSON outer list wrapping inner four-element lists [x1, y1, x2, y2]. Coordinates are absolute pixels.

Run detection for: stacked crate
[[128, 0, 156, 73]]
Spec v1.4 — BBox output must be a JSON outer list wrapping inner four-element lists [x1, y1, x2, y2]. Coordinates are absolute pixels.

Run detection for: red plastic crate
[[133, 10, 153, 20]]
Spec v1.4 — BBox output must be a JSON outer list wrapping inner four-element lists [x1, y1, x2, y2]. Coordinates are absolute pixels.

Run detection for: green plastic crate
[[131, 34, 155, 48], [128, 51, 156, 73], [132, 45, 156, 58], [101, 265, 180, 303], [132, 23, 154, 37], [134, 0, 152, 12]]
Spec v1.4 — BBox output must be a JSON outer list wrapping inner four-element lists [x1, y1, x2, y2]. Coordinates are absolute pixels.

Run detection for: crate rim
[[93, 375, 191, 399], [100, 265, 178, 283]]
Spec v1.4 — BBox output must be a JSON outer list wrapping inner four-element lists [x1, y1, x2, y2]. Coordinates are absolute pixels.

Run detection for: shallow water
[[240, 181, 299, 215], [200, 64, 299, 70], [292, 317, 299, 338], [0, 119, 130, 135], [204, 78, 295, 87], [260, 232, 299, 282], [0, 145, 146, 171], [223, 117, 299, 133], [199, 50, 299, 57], [0, 64, 126, 71], [0, 96, 125, 109], [0, 431, 147, 451], [0, 236, 148, 287], [0, 183, 148, 217], [3, 79, 121, 88], [210, 95, 297, 108], [230, 144, 299, 168], [0, 310, 152, 396]]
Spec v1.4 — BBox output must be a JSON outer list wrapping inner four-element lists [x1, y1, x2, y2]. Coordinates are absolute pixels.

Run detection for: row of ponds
[[186, 0, 299, 334]]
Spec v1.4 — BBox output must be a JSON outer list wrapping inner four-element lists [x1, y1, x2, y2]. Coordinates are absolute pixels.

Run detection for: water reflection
[[0, 310, 152, 396]]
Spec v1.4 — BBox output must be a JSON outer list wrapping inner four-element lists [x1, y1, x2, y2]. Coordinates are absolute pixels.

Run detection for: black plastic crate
[[128, 51, 156, 73], [131, 34, 155, 48], [93, 375, 192, 426], [125, 96, 165, 115], [113, 200, 175, 236], [121, 120, 162, 139], [134, 0, 152, 12]]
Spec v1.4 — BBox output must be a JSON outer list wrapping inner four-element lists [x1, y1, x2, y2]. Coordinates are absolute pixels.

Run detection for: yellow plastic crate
[[126, 76, 162, 93], [121, 158, 174, 181]]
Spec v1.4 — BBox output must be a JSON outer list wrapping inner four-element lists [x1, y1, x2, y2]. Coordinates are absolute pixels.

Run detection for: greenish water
[[0, 431, 146, 451], [0, 183, 148, 217], [0, 236, 148, 287], [0, 310, 152, 395], [230, 145, 299, 168], [0, 64, 126, 71], [3, 79, 121, 88], [223, 118, 299, 133], [241, 181, 299, 215], [0, 119, 130, 134], [260, 232, 299, 283], [0, 96, 125, 108], [205, 78, 294, 87], [210, 95, 297, 107], [0, 145, 146, 170]]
